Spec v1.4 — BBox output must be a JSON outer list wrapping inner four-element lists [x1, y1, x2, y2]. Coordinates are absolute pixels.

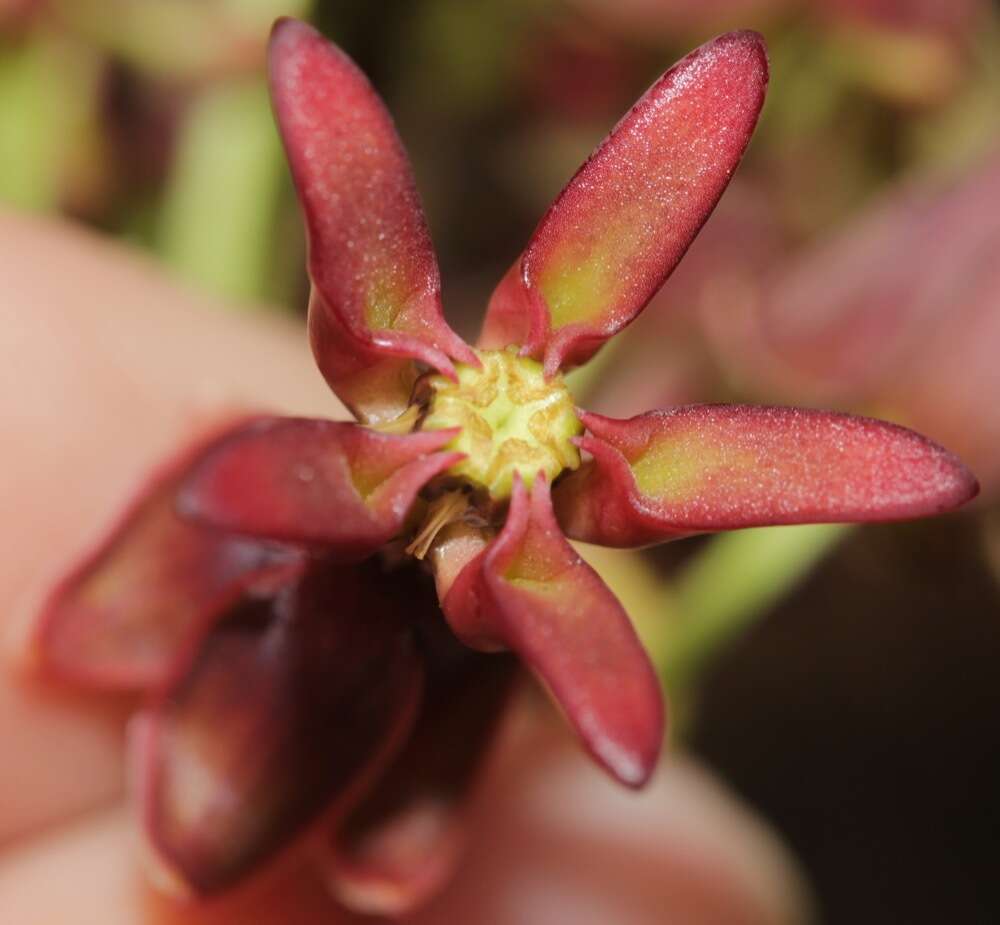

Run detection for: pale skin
[[0, 210, 810, 924]]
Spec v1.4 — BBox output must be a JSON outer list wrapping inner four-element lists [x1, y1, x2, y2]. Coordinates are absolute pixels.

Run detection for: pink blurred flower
[[709, 153, 1000, 495]]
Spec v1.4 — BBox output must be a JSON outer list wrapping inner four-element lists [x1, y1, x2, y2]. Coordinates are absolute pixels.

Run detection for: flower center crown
[[422, 348, 582, 500]]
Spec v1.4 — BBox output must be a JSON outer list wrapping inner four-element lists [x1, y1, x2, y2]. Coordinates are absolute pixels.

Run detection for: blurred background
[[2, 1, 999, 921]]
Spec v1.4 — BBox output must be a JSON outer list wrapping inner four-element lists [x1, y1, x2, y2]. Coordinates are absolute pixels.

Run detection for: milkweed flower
[[31, 16, 976, 913]]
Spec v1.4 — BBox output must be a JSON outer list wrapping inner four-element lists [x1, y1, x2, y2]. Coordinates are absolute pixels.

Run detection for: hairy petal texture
[[322, 621, 516, 916], [480, 30, 768, 376], [268, 18, 475, 423], [554, 407, 980, 547], [135, 559, 424, 898], [178, 417, 462, 557], [443, 476, 663, 788], [34, 421, 299, 691]]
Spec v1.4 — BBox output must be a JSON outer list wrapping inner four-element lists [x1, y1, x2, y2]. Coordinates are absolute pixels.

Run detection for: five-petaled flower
[[32, 16, 978, 916]]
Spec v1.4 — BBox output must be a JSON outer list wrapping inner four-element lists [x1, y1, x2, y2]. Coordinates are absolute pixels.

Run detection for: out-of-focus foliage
[[0, 0, 311, 303]]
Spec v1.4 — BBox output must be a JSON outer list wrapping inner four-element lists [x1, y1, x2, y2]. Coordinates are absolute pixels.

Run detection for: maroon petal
[[443, 476, 663, 788], [554, 407, 980, 547], [479, 31, 768, 376], [34, 420, 299, 691], [322, 621, 516, 916], [135, 558, 424, 897], [268, 18, 476, 424], [178, 417, 462, 557]]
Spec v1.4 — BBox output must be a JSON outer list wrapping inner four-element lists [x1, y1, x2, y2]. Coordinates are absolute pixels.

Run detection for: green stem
[[158, 78, 286, 305], [662, 523, 852, 693], [0, 34, 99, 213], [564, 333, 625, 405]]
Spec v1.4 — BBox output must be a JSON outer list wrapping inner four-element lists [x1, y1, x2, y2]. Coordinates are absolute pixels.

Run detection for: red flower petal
[[34, 421, 299, 691], [554, 407, 980, 547], [443, 476, 663, 788], [135, 559, 424, 897], [322, 624, 516, 916], [480, 31, 768, 376], [268, 18, 476, 424], [178, 417, 462, 557]]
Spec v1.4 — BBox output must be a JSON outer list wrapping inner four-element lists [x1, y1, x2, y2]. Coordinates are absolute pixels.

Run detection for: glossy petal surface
[[269, 18, 475, 423], [443, 477, 663, 788], [555, 407, 979, 547], [178, 417, 461, 557], [324, 619, 516, 916], [136, 559, 423, 897], [35, 423, 297, 690], [480, 31, 768, 376]]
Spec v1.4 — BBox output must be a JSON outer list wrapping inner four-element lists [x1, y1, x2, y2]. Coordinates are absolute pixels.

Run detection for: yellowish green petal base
[[422, 348, 582, 500]]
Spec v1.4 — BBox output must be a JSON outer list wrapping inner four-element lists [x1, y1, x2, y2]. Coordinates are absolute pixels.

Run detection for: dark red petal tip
[[480, 30, 768, 376], [268, 18, 475, 423], [554, 406, 979, 547], [178, 417, 461, 557], [443, 475, 664, 788], [136, 560, 424, 897]]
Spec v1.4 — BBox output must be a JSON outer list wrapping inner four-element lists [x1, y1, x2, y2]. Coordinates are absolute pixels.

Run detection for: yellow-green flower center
[[422, 347, 582, 500]]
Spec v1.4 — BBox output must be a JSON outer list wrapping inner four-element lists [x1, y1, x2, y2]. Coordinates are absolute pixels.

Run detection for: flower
[[30, 15, 976, 914]]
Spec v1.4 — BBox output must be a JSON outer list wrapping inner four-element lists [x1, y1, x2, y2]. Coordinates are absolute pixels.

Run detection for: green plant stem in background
[[159, 79, 287, 305], [57, 0, 314, 80], [908, 19, 1000, 171], [0, 41, 60, 211], [564, 329, 625, 402], [582, 523, 849, 738], [663, 523, 852, 696], [0, 35, 99, 212], [576, 542, 676, 674]]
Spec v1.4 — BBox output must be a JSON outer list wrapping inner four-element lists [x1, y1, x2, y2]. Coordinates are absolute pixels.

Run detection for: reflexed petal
[[136, 559, 424, 897], [480, 31, 768, 376], [554, 407, 979, 547], [178, 417, 462, 556], [443, 476, 663, 788], [34, 422, 299, 690], [322, 622, 516, 916], [268, 18, 476, 423]]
